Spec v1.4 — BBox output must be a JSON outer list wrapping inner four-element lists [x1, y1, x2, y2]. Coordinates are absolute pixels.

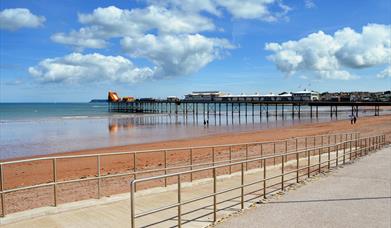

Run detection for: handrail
[[130, 136, 368, 184], [0, 132, 360, 217], [0, 133, 357, 194], [129, 134, 386, 228]]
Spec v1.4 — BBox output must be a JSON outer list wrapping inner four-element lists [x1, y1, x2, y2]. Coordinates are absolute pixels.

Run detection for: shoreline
[[3, 114, 391, 162]]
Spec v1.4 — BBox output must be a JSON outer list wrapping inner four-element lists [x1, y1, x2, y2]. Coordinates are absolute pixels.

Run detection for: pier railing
[[130, 134, 386, 228], [0, 132, 359, 217]]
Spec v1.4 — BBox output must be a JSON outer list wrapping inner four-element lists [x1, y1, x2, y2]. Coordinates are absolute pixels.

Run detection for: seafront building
[[184, 90, 320, 102]]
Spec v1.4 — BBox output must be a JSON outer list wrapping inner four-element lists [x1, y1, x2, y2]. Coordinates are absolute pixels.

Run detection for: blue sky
[[1, 0, 390, 102]]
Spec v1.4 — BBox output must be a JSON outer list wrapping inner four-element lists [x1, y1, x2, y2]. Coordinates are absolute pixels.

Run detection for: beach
[[1, 115, 390, 215]]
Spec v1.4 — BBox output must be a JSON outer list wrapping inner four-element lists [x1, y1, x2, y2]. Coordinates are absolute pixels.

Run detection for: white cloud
[[0, 8, 45, 31], [265, 24, 391, 80], [304, 0, 316, 9], [28, 53, 155, 83], [377, 66, 391, 78], [216, 0, 290, 21], [51, 5, 215, 49], [40, 1, 290, 83], [51, 28, 107, 50], [121, 34, 234, 77], [150, 0, 290, 21]]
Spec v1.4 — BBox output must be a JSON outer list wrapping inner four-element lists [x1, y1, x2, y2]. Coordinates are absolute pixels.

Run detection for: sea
[[0, 102, 378, 160]]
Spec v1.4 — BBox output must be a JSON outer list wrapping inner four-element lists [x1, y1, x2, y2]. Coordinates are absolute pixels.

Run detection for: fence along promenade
[[130, 134, 386, 228], [0, 132, 359, 217]]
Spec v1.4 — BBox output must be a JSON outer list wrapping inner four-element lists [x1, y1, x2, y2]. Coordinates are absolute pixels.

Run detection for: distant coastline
[[89, 99, 108, 103]]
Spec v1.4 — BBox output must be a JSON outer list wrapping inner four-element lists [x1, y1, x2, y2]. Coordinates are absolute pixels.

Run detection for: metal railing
[[130, 134, 386, 228], [0, 132, 358, 217]]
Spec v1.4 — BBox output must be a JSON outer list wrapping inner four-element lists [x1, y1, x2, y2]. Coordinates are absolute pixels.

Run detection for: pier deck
[[109, 100, 391, 118]]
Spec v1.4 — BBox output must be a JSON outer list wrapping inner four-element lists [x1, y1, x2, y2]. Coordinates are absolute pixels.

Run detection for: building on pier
[[184, 91, 225, 101], [291, 90, 320, 101]]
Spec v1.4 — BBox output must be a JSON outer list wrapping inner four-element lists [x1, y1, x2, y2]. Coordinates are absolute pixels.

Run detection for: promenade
[[217, 146, 391, 228], [1, 145, 388, 227]]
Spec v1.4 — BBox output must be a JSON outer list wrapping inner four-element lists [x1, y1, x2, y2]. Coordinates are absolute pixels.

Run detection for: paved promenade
[[217, 146, 391, 228], [1, 147, 389, 228]]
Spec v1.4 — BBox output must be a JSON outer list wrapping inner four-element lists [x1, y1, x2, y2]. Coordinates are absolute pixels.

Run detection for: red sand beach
[[1, 115, 390, 215]]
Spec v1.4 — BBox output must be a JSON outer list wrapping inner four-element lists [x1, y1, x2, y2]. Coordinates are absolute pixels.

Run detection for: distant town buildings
[[181, 90, 390, 102], [320, 91, 390, 102]]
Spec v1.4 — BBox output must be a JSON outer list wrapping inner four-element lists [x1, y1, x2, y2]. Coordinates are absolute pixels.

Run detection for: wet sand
[[1, 115, 390, 215]]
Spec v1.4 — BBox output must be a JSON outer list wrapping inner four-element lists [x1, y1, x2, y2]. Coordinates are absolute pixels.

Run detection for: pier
[[108, 100, 391, 119]]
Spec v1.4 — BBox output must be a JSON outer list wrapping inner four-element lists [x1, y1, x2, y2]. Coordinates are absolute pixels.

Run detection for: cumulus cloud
[[51, 5, 215, 49], [37, 1, 290, 84], [28, 53, 155, 83], [377, 66, 391, 78], [149, 0, 290, 21], [121, 34, 233, 77], [0, 8, 45, 31], [265, 24, 391, 80], [51, 28, 107, 50]]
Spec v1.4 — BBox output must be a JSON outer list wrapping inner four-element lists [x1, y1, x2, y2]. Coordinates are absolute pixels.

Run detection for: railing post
[[328, 136, 331, 169], [281, 154, 284, 191], [350, 140, 352, 160], [133, 153, 137, 191], [260, 144, 263, 168], [212, 147, 215, 167], [229, 146, 232, 174], [318, 148, 321, 173], [343, 142, 346, 164], [284, 140, 288, 162], [307, 148, 310, 178], [296, 151, 299, 183], [97, 155, 101, 199], [370, 136, 373, 152], [241, 163, 244, 209], [273, 142, 276, 166], [376, 136, 379, 150], [177, 175, 182, 228], [164, 150, 167, 187], [365, 138, 368, 155], [130, 181, 135, 228], [245, 144, 249, 171], [263, 159, 266, 199], [305, 137, 308, 158], [53, 158, 57, 207], [0, 163, 4, 217], [213, 168, 217, 222], [336, 144, 339, 166], [190, 149, 193, 182]]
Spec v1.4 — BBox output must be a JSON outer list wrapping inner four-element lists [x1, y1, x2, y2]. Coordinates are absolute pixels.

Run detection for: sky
[[0, 0, 390, 102]]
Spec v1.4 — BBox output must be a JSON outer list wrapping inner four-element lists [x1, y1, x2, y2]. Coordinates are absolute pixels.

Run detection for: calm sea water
[[0, 103, 375, 160]]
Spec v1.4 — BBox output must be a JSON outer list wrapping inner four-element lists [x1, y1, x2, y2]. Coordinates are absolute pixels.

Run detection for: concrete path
[[216, 146, 391, 228]]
